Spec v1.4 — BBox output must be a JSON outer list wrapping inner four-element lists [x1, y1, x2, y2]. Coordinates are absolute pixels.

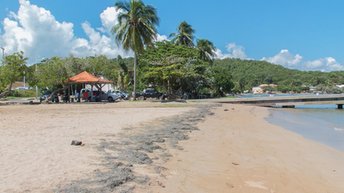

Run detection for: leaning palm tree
[[170, 21, 195, 47], [197, 39, 216, 62], [113, 0, 159, 100]]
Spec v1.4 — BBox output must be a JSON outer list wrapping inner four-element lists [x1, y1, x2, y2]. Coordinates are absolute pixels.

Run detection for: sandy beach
[[1, 102, 344, 192], [0, 102, 194, 192], [149, 104, 344, 193]]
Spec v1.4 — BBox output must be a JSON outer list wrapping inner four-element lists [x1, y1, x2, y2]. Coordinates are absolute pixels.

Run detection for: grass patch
[[8, 90, 36, 98]]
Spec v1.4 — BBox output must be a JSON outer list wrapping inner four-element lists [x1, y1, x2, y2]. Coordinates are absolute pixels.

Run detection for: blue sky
[[1, 0, 344, 71]]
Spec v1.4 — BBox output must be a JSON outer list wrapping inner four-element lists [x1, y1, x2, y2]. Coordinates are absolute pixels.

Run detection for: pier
[[217, 94, 344, 109]]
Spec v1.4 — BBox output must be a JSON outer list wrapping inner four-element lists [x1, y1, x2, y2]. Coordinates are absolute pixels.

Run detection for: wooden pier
[[217, 94, 344, 109]]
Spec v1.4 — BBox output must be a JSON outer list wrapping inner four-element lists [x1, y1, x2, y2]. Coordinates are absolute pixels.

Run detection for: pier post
[[338, 104, 343, 109], [281, 105, 295, 108]]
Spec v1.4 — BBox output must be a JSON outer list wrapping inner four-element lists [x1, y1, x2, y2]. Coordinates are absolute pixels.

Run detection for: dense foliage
[[0, 51, 27, 94], [2, 50, 344, 98], [215, 59, 344, 93], [25, 55, 132, 93]]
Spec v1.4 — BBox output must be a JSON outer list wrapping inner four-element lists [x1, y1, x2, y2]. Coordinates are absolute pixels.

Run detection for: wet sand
[[150, 104, 344, 193], [2, 102, 344, 192]]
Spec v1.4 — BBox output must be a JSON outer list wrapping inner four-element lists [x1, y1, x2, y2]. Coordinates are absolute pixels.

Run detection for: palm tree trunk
[[133, 52, 138, 100]]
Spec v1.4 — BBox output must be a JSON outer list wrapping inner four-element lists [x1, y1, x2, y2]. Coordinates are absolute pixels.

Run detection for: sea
[[268, 104, 344, 151], [239, 94, 344, 151]]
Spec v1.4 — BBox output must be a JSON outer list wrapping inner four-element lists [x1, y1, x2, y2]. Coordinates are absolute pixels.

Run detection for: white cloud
[[215, 43, 247, 59], [156, 34, 168, 42], [262, 49, 303, 68], [73, 22, 130, 58], [0, 0, 131, 64], [261, 49, 344, 72], [305, 57, 344, 72], [214, 44, 344, 72], [99, 6, 121, 33]]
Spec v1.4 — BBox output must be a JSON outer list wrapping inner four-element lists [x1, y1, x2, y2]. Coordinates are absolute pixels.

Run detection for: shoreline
[[2, 102, 344, 192], [267, 106, 344, 151], [149, 104, 344, 193]]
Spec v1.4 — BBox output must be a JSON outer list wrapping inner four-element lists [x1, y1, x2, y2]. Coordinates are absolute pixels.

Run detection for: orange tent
[[67, 71, 112, 84]]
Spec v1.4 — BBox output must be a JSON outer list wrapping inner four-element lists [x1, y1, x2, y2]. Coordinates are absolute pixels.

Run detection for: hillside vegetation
[[215, 58, 344, 93]]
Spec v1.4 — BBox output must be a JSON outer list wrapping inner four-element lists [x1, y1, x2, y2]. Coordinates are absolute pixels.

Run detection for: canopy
[[67, 71, 112, 84]]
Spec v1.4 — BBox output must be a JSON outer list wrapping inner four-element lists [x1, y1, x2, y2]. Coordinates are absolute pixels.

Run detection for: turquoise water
[[268, 104, 344, 151]]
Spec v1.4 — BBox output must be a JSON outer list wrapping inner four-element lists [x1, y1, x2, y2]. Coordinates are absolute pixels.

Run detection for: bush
[[8, 89, 36, 97]]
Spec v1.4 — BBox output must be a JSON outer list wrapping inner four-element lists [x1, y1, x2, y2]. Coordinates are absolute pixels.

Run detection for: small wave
[[334, 127, 344, 132]]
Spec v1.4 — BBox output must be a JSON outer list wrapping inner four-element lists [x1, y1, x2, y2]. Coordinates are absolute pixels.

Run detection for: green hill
[[215, 58, 344, 93]]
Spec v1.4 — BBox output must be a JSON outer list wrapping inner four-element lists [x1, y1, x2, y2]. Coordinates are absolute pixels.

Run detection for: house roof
[[67, 71, 112, 84]]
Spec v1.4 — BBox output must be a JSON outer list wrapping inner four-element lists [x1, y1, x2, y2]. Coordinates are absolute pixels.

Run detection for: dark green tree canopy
[[0, 51, 27, 92], [170, 21, 195, 47], [197, 39, 216, 62]]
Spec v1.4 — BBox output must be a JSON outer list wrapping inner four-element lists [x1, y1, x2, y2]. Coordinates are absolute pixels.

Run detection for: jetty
[[217, 94, 344, 109]]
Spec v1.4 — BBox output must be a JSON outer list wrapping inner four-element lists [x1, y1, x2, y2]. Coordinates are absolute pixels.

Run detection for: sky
[[1, 0, 344, 72]]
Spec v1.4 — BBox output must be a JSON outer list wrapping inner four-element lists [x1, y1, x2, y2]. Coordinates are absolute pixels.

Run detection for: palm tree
[[170, 21, 195, 47], [113, 0, 159, 100], [197, 39, 216, 62]]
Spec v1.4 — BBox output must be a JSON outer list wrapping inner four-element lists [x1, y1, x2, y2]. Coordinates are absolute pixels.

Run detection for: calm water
[[268, 104, 344, 151]]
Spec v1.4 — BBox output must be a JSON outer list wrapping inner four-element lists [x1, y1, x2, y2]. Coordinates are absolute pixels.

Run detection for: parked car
[[140, 88, 165, 100], [105, 90, 121, 102], [80, 89, 121, 102], [40, 90, 59, 103], [112, 90, 129, 100]]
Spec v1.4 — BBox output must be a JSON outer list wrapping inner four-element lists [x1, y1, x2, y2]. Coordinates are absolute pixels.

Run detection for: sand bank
[[150, 104, 344, 193]]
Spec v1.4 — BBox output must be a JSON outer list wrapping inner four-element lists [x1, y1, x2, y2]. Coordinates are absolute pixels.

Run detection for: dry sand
[[0, 102, 193, 193], [150, 104, 344, 193], [2, 102, 344, 193]]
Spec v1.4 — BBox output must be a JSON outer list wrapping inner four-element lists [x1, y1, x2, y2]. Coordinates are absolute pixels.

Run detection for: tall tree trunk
[[8, 82, 13, 93], [133, 52, 137, 100]]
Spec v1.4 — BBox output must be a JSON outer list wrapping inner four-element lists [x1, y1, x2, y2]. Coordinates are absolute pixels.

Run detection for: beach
[[0, 102, 195, 192], [149, 104, 344, 193], [1, 102, 344, 192]]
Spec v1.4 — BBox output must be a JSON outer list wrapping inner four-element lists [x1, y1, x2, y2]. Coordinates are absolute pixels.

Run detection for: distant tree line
[[215, 59, 344, 94], [1, 49, 344, 98]]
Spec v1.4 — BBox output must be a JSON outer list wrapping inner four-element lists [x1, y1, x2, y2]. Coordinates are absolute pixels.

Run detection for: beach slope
[[151, 104, 344, 193]]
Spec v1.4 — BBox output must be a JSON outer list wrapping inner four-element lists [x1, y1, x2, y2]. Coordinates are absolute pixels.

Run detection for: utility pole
[[35, 58, 45, 100], [35, 63, 38, 99], [23, 71, 26, 88]]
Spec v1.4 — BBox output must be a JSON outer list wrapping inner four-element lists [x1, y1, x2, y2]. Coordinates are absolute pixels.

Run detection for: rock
[[232, 162, 240, 166], [71, 140, 83, 146], [224, 109, 229, 111]]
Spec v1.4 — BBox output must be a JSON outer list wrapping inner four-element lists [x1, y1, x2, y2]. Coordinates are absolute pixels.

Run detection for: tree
[[211, 64, 234, 96], [1, 51, 27, 92], [117, 55, 129, 90], [35, 57, 69, 90], [197, 39, 216, 62], [113, 0, 159, 100], [0, 66, 7, 94], [140, 41, 209, 98], [170, 21, 195, 47]]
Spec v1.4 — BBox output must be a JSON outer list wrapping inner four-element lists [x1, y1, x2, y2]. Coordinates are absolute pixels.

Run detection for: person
[[82, 90, 89, 102], [75, 91, 80, 102]]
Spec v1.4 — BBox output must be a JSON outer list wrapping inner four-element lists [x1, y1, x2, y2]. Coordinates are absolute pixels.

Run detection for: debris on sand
[[71, 140, 83, 146], [58, 104, 221, 193]]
